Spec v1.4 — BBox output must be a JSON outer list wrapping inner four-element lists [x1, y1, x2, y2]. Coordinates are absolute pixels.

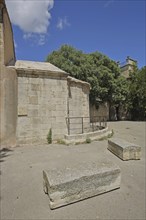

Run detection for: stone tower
[[0, 0, 17, 147], [120, 56, 137, 79]]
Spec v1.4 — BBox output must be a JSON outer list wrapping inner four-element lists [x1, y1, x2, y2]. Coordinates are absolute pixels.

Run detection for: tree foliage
[[46, 45, 128, 108], [128, 66, 146, 120]]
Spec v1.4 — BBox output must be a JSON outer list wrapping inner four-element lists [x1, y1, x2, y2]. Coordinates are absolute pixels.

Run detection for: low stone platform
[[43, 160, 121, 209], [64, 127, 112, 144], [108, 138, 141, 160]]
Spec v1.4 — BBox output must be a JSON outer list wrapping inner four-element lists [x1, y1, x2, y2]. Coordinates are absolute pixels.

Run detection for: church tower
[[120, 56, 137, 79], [0, 0, 17, 147]]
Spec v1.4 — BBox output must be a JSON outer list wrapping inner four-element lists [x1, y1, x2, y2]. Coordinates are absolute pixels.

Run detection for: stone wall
[[120, 57, 137, 79], [0, 65, 17, 146], [0, 2, 17, 147], [90, 103, 109, 120], [17, 74, 90, 143], [17, 73, 68, 144], [3, 6, 15, 65], [67, 77, 90, 134], [121, 65, 133, 78]]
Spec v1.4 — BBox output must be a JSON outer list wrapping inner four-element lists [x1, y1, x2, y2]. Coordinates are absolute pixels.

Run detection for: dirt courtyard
[[0, 121, 145, 220]]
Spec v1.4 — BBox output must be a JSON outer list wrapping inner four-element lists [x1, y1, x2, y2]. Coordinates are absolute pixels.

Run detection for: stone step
[[108, 138, 141, 160], [43, 160, 121, 209]]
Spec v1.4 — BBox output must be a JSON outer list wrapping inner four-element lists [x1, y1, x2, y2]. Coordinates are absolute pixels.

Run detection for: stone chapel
[[0, 0, 90, 146]]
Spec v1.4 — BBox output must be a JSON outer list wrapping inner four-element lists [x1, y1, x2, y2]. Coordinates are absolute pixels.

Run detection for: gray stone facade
[[120, 56, 137, 79], [0, 1, 17, 147], [17, 75, 66, 143], [16, 73, 90, 143], [15, 60, 69, 144], [67, 77, 90, 134]]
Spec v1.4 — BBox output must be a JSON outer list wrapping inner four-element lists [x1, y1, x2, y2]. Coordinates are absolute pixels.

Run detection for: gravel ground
[[0, 121, 145, 220]]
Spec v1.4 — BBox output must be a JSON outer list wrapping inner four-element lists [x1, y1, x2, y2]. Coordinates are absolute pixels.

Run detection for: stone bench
[[108, 138, 141, 160], [43, 161, 121, 209]]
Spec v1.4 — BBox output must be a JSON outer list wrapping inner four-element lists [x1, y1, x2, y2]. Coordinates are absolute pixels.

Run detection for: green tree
[[46, 45, 128, 118], [128, 66, 146, 120]]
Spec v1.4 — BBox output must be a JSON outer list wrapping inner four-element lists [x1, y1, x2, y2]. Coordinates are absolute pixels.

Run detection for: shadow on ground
[[0, 148, 13, 164]]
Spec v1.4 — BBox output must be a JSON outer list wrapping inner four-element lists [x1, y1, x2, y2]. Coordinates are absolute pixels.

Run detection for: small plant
[[86, 137, 91, 144], [98, 129, 114, 141], [47, 128, 52, 144], [107, 129, 114, 138], [57, 139, 66, 145]]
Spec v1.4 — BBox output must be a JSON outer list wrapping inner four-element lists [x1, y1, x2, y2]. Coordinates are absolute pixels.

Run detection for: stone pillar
[[0, 0, 17, 147]]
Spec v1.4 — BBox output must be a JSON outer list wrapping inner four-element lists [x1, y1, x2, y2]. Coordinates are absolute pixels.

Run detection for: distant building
[[118, 56, 137, 79]]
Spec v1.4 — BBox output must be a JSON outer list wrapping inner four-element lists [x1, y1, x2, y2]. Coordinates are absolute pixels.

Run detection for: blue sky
[[6, 0, 145, 68]]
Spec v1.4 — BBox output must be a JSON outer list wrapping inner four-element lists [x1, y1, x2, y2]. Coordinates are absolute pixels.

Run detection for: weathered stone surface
[[43, 161, 121, 209], [108, 138, 141, 160], [64, 127, 112, 144], [18, 106, 27, 116], [0, 7, 17, 147], [15, 60, 67, 75], [16, 73, 90, 144]]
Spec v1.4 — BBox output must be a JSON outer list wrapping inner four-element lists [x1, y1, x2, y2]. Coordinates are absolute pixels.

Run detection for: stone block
[[31, 83, 40, 91], [31, 117, 41, 125], [108, 138, 141, 160], [28, 78, 40, 84], [18, 106, 27, 116], [43, 161, 121, 209], [18, 77, 29, 84], [29, 96, 38, 105], [28, 109, 38, 117]]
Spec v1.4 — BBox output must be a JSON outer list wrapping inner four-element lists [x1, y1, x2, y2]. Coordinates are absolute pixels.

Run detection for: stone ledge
[[108, 138, 141, 160], [64, 127, 112, 144], [15, 60, 68, 74], [43, 160, 121, 209], [67, 76, 90, 90]]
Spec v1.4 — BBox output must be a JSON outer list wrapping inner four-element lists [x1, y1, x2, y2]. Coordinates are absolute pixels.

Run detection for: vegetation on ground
[[56, 139, 66, 145], [47, 128, 52, 144], [86, 137, 92, 143]]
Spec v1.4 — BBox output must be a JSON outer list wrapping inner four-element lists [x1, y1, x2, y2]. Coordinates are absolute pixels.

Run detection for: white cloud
[[23, 33, 48, 46], [37, 35, 47, 46], [14, 40, 17, 49], [23, 33, 32, 40], [5, 0, 54, 45], [104, 0, 115, 8], [57, 17, 70, 30]]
